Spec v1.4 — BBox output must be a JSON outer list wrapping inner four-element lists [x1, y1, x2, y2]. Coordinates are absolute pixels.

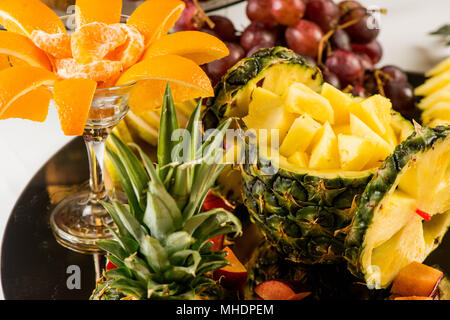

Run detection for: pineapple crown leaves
[[99, 83, 242, 299]]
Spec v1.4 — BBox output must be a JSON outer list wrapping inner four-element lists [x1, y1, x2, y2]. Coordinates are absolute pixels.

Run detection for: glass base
[[50, 191, 125, 254]]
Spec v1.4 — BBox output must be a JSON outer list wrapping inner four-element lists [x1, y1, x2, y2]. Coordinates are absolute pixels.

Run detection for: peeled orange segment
[[0, 31, 52, 70], [105, 24, 145, 70], [116, 54, 213, 114], [53, 79, 97, 136], [0, 66, 56, 119], [0, 86, 51, 122], [0, 0, 66, 36], [143, 31, 230, 65], [127, 0, 185, 47], [55, 58, 122, 85], [30, 31, 72, 59], [75, 0, 122, 28], [71, 22, 127, 64]]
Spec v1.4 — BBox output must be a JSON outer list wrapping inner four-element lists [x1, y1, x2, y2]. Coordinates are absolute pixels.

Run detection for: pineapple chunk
[[422, 102, 450, 124], [350, 95, 391, 136], [382, 126, 397, 147], [309, 122, 340, 169], [426, 57, 450, 77], [333, 124, 351, 135], [283, 82, 334, 124], [415, 70, 450, 96], [350, 113, 392, 166], [279, 114, 321, 157], [321, 83, 354, 125], [418, 84, 450, 110], [244, 88, 296, 142], [337, 134, 372, 171], [287, 151, 309, 168]]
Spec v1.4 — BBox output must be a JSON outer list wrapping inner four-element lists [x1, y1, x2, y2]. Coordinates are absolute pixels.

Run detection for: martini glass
[[50, 15, 135, 254]]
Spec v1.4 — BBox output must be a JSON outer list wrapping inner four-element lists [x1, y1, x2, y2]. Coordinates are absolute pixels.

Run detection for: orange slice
[[0, 66, 56, 120], [53, 79, 97, 135], [30, 31, 72, 59], [127, 0, 185, 48], [105, 24, 145, 70], [71, 22, 127, 64], [0, 55, 29, 70], [143, 31, 229, 65], [75, 0, 123, 28], [55, 58, 122, 86], [0, 31, 52, 70], [116, 54, 213, 114], [0, 86, 51, 122], [0, 0, 66, 36]]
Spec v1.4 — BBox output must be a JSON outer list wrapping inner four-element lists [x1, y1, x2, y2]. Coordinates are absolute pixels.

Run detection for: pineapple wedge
[[421, 102, 450, 124], [284, 82, 334, 124], [350, 95, 391, 136], [279, 114, 321, 157], [243, 87, 296, 142], [309, 122, 340, 169], [333, 124, 351, 135], [338, 134, 372, 171], [321, 82, 354, 125], [287, 151, 309, 168], [418, 84, 450, 110], [426, 56, 450, 77], [350, 113, 392, 166], [415, 70, 450, 96]]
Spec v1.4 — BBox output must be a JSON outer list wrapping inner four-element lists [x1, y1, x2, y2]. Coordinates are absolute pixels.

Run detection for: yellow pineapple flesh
[[279, 114, 321, 157]]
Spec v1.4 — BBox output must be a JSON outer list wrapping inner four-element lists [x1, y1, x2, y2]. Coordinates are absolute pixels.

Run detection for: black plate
[[2, 73, 449, 300]]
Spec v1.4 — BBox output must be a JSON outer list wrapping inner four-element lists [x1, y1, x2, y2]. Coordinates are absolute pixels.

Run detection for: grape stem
[[317, 29, 335, 67], [193, 0, 215, 29]]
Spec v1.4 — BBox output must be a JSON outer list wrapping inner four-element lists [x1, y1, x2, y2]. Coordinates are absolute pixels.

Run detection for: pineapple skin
[[345, 125, 450, 285]]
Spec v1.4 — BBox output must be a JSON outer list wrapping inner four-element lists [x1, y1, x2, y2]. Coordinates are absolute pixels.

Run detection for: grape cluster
[[174, 0, 416, 116]]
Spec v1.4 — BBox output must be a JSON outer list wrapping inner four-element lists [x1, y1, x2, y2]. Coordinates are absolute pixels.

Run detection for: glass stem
[[83, 127, 109, 204]]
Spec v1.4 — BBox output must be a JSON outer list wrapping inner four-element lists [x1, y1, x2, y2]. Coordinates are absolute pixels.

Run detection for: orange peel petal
[[0, 31, 52, 70], [127, 0, 185, 48], [53, 78, 97, 136], [0, 86, 51, 122], [143, 31, 230, 65], [116, 54, 213, 114], [75, 0, 123, 28], [0, 0, 66, 36], [0, 66, 56, 119]]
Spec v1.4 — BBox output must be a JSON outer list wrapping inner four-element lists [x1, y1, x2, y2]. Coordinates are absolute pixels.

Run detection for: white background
[[0, 0, 449, 299]]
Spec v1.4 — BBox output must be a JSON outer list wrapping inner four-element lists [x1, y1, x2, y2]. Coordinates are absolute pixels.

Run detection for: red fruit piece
[[202, 191, 232, 211], [391, 262, 443, 297], [213, 247, 248, 290], [209, 234, 225, 251], [255, 280, 311, 300], [270, 0, 306, 27], [106, 260, 117, 271]]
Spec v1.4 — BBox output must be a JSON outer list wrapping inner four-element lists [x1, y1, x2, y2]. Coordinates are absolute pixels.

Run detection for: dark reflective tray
[[2, 73, 449, 300]]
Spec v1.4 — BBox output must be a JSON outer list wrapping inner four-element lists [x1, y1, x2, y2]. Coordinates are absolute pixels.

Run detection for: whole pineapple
[[91, 85, 242, 300]]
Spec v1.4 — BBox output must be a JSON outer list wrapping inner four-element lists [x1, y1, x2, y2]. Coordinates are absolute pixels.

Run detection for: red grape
[[380, 65, 408, 83], [323, 69, 341, 89], [325, 49, 363, 85], [384, 81, 415, 115], [240, 22, 277, 52], [351, 40, 382, 64], [341, 8, 379, 44], [330, 29, 351, 51], [206, 15, 237, 42], [270, 0, 306, 27], [205, 42, 245, 86], [173, 0, 204, 31], [306, 0, 340, 32], [285, 20, 323, 58], [355, 52, 373, 71], [247, 0, 277, 27]]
